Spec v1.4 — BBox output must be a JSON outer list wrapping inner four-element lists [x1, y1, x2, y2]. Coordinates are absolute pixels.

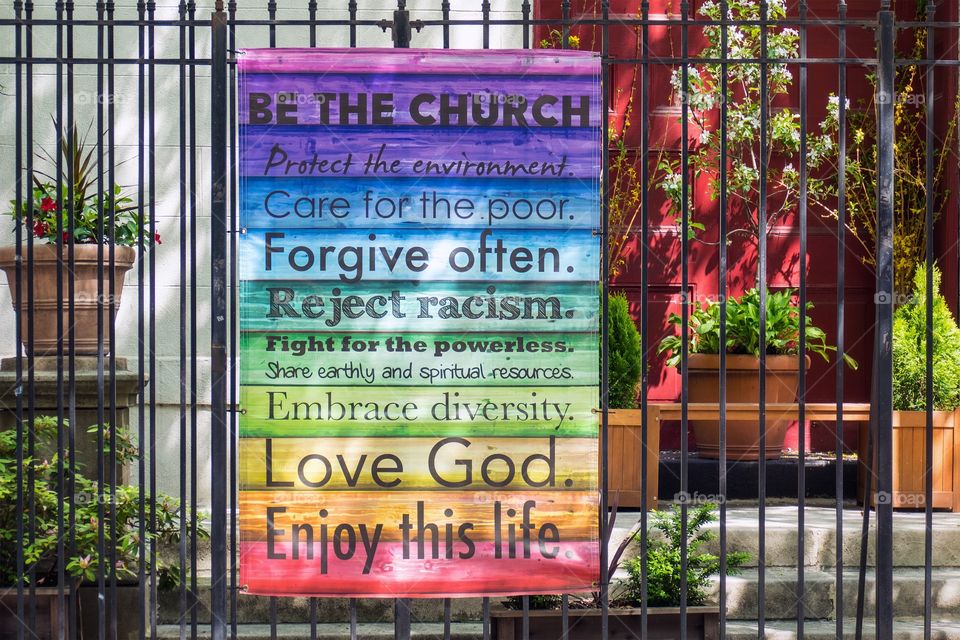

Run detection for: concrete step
[[152, 622, 483, 639], [714, 567, 960, 620], [725, 618, 960, 639], [611, 506, 960, 568]]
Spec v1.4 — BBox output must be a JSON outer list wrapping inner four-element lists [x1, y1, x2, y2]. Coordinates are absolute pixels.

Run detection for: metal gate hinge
[[377, 9, 424, 48]]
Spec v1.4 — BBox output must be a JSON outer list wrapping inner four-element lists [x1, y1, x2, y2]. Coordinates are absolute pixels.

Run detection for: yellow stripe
[[240, 436, 597, 491]]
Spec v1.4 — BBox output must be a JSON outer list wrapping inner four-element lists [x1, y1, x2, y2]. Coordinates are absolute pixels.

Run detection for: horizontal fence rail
[[0, 1, 957, 639]]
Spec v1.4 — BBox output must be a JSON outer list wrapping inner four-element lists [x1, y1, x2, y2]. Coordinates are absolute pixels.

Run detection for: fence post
[[209, 4, 229, 640], [874, 5, 896, 640], [391, 6, 411, 636]]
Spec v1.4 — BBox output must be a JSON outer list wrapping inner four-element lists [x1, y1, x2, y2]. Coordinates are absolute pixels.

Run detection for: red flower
[[40, 197, 57, 213], [61, 231, 71, 244], [154, 232, 162, 245], [32, 220, 49, 238]]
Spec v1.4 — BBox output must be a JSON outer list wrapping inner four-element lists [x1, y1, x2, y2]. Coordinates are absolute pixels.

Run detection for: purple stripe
[[238, 72, 602, 128], [238, 48, 601, 76], [239, 125, 600, 180]]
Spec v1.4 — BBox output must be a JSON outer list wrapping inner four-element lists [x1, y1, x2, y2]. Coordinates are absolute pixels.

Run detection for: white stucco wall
[[0, 1, 530, 506]]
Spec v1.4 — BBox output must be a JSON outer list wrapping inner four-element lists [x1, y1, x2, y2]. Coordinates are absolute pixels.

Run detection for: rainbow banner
[[237, 49, 601, 597]]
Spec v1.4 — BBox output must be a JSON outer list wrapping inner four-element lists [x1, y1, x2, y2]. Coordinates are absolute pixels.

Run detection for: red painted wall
[[535, 0, 959, 452]]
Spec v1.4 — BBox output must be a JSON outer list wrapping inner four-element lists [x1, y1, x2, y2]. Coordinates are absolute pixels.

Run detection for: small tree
[[659, 0, 813, 245], [608, 293, 642, 409], [621, 502, 749, 607], [810, 26, 958, 299], [661, 0, 957, 302], [892, 264, 960, 411]]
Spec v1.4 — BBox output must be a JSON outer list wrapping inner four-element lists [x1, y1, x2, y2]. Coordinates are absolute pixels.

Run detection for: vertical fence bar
[[53, 1, 66, 635], [757, 1, 769, 634], [106, 1, 120, 634], [392, 9, 412, 637], [24, 0, 38, 630], [718, 0, 729, 636], [797, 1, 809, 634], [24, 0, 38, 629], [349, 598, 357, 640], [187, 3, 200, 635], [520, 0, 529, 49], [679, 1, 690, 636], [348, 0, 357, 48], [481, 0, 490, 49], [176, 2, 189, 637], [95, 2, 108, 637], [266, 5, 278, 635], [874, 6, 896, 640], [835, 3, 847, 637], [521, 596, 529, 640], [639, 1, 651, 637], [924, 3, 936, 639], [147, 2, 159, 637], [441, 0, 450, 48], [561, 0, 569, 50], [210, 5, 229, 640], [226, 2, 239, 638], [12, 1, 25, 637], [137, 3, 149, 639], [560, 11, 572, 640], [600, 2, 611, 639], [482, 595, 490, 640], [64, 2, 78, 637], [346, 8, 359, 636]]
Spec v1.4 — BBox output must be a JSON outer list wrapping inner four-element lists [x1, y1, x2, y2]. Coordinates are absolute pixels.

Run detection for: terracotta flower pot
[[0, 244, 136, 356], [686, 353, 809, 461]]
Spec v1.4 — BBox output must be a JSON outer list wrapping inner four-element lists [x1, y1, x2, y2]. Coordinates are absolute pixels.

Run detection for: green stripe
[[239, 385, 598, 437], [240, 331, 598, 387]]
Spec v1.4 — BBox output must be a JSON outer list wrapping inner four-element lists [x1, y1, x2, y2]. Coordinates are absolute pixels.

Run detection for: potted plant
[[490, 502, 747, 639], [0, 416, 204, 639], [858, 264, 960, 511], [0, 123, 155, 356], [605, 292, 659, 509], [657, 289, 855, 460]]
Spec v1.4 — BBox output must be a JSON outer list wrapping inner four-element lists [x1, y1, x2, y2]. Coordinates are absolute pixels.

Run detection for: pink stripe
[[238, 48, 600, 76], [239, 541, 600, 597]]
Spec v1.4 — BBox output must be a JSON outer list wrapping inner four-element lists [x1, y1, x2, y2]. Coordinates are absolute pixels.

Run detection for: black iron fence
[[0, 1, 955, 639]]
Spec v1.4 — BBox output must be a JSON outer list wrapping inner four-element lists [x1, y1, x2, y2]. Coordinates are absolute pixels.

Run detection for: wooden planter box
[[0, 587, 66, 640], [857, 409, 960, 511], [0, 584, 141, 640], [491, 604, 720, 639], [604, 409, 660, 510]]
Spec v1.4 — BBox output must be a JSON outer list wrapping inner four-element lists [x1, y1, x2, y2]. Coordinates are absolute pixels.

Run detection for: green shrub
[[0, 416, 206, 587], [608, 293, 642, 409], [892, 264, 960, 411], [621, 503, 749, 607], [657, 288, 857, 370]]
